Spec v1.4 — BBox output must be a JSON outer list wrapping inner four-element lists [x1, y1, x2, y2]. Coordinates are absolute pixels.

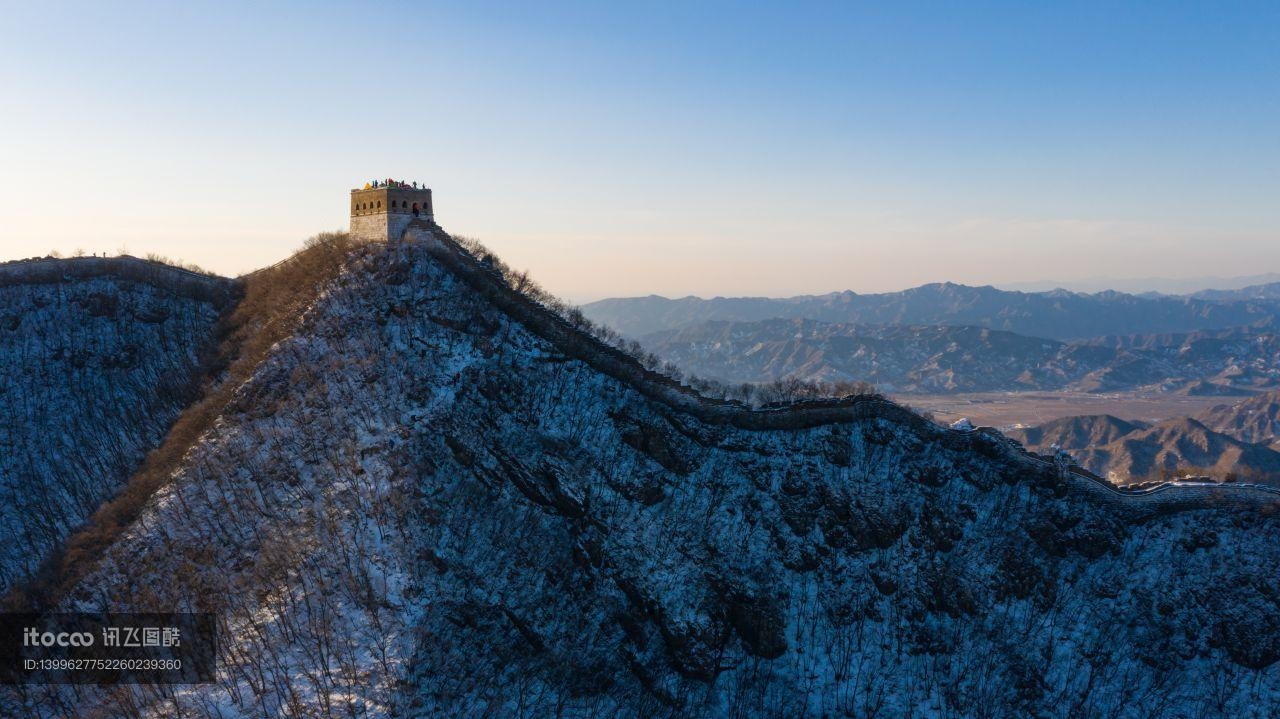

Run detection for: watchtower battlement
[[350, 179, 434, 243]]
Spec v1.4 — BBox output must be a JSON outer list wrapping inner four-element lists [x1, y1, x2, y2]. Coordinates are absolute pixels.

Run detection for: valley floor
[[899, 390, 1231, 429]]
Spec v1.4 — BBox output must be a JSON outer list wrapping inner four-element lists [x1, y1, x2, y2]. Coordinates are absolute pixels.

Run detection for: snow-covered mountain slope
[[0, 257, 233, 593], [8, 235, 1280, 718]]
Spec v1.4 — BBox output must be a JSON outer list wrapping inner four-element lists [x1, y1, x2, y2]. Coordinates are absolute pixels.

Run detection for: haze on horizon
[[1, 1, 1277, 303]]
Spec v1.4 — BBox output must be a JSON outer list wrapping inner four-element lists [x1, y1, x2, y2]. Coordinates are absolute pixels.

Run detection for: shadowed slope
[[0, 257, 234, 593]]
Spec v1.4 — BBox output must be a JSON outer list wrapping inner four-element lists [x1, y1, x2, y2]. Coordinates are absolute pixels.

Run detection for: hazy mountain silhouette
[[637, 318, 1280, 394], [584, 282, 1280, 341]]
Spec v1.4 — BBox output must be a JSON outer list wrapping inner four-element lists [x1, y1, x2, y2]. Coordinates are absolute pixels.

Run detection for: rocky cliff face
[[6, 238, 1280, 718], [0, 257, 232, 592]]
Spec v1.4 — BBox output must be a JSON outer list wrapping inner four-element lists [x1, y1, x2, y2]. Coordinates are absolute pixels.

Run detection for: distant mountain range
[[1199, 389, 1280, 449], [635, 318, 1280, 394], [583, 281, 1280, 341], [1007, 414, 1280, 482], [996, 273, 1280, 295], [603, 279, 1280, 482], [1001, 390, 1280, 482], [1190, 281, 1280, 302]]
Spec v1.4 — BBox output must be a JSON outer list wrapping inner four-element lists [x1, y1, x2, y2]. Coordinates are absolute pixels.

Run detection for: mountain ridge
[[1008, 414, 1280, 482], [584, 282, 1280, 340], [1199, 389, 1280, 449], [6, 232, 1280, 717], [635, 317, 1280, 394]]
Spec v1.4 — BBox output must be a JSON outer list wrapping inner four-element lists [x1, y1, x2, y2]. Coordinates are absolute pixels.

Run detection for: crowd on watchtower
[[362, 178, 429, 190]]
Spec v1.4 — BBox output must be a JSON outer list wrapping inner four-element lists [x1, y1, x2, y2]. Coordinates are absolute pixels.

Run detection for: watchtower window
[[377, 201, 382, 208]]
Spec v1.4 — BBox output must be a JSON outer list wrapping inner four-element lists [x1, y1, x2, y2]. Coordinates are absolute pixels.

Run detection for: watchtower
[[350, 180, 434, 243]]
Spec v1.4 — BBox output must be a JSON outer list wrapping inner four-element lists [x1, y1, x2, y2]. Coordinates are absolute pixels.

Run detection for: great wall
[[394, 216, 1280, 519], [4, 182, 1276, 529]]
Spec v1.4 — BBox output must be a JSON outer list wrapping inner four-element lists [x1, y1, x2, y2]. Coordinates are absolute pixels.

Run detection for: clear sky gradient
[[1, 1, 1277, 301]]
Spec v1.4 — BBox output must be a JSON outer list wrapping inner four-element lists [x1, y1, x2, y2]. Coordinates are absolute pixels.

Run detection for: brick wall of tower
[[350, 213, 388, 243], [350, 186, 434, 243], [350, 212, 417, 243]]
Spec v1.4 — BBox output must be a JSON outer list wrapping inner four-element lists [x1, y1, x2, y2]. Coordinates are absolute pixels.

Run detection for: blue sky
[[1, 1, 1277, 300]]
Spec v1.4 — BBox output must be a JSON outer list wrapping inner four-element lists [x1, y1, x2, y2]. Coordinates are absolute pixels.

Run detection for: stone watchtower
[[350, 180, 434, 243]]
